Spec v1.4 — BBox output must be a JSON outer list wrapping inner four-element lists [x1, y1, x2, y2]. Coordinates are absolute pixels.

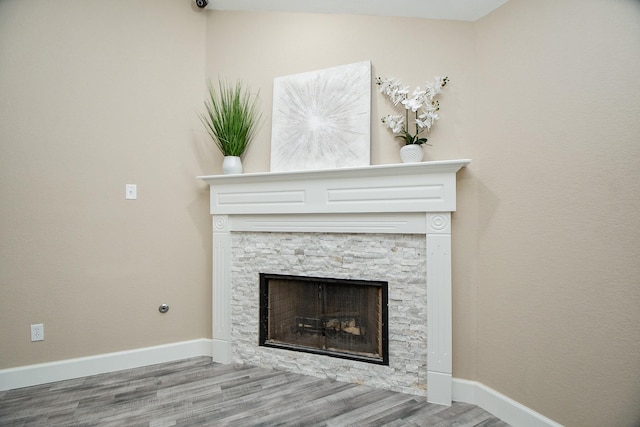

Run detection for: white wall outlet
[[125, 184, 137, 200], [31, 324, 44, 342]]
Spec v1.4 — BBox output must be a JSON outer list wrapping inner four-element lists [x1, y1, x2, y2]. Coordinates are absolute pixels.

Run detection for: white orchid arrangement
[[376, 75, 449, 145]]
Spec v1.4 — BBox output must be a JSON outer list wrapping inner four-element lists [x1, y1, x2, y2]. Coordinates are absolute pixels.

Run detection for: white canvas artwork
[[270, 61, 371, 172]]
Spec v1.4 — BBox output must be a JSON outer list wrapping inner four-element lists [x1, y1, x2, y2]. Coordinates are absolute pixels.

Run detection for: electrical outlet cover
[[31, 324, 44, 341]]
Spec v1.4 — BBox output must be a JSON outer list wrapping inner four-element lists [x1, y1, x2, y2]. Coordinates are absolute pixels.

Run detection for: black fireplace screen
[[259, 273, 388, 365]]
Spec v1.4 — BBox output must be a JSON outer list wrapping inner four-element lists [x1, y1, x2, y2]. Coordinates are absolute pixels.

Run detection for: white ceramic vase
[[222, 156, 243, 174], [399, 144, 424, 163]]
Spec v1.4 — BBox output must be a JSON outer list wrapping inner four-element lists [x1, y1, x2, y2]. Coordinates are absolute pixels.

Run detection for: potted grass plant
[[199, 79, 261, 174]]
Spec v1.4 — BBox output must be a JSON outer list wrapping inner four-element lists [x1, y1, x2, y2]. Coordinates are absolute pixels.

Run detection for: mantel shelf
[[199, 159, 471, 185], [199, 159, 471, 216]]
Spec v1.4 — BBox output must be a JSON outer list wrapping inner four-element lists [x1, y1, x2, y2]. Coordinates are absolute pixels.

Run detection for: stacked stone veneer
[[230, 231, 428, 396]]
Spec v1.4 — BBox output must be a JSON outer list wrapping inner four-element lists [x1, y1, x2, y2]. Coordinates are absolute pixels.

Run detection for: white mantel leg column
[[212, 215, 232, 363], [426, 212, 453, 405]]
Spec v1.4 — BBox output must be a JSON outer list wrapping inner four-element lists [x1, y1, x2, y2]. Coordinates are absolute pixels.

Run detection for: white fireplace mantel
[[199, 159, 471, 405]]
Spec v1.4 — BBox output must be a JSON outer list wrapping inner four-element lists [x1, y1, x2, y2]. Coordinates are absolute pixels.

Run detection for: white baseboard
[[0, 339, 213, 391], [452, 378, 563, 427]]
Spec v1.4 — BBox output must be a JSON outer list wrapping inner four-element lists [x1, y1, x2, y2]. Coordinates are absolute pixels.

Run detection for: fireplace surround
[[199, 159, 470, 405]]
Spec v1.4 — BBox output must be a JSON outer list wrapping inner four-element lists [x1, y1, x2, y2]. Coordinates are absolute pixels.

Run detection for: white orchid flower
[[402, 87, 427, 112], [417, 110, 439, 129], [415, 117, 430, 129], [402, 97, 420, 112], [378, 77, 399, 96], [389, 86, 408, 106], [382, 114, 405, 134]]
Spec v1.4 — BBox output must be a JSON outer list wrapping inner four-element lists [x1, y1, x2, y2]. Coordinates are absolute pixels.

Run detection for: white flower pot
[[222, 156, 243, 174], [400, 144, 424, 163]]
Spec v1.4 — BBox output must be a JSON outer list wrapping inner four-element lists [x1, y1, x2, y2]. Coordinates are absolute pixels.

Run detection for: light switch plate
[[125, 184, 137, 200]]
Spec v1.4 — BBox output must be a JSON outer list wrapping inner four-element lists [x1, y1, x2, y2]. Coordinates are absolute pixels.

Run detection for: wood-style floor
[[0, 357, 509, 426]]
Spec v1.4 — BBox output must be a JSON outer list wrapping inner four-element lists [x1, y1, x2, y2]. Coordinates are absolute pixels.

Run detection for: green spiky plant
[[199, 79, 261, 157]]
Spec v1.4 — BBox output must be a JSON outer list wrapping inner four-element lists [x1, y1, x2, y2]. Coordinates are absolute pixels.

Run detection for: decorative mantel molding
[[199, 159, 470, 405], [199, 160, 469, 215]]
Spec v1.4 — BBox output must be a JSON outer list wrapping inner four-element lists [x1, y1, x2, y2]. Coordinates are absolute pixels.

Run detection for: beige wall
[[2, 1, 639, 426], [0, 0, 212, 367], [475, 1, 640, 426]]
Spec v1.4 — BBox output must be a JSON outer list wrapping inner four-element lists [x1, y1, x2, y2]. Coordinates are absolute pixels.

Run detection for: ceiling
[[204, 0, 509, 22]]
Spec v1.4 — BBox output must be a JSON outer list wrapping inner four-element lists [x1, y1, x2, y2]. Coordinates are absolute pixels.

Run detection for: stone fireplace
[[200, 160, 470, 405]]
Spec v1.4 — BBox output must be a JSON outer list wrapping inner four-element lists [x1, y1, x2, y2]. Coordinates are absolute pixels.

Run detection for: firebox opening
[[259, 273, 389, 365]]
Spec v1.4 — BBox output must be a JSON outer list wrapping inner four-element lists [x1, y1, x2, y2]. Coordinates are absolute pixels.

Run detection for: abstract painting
[[270, 61, 371, 172]]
